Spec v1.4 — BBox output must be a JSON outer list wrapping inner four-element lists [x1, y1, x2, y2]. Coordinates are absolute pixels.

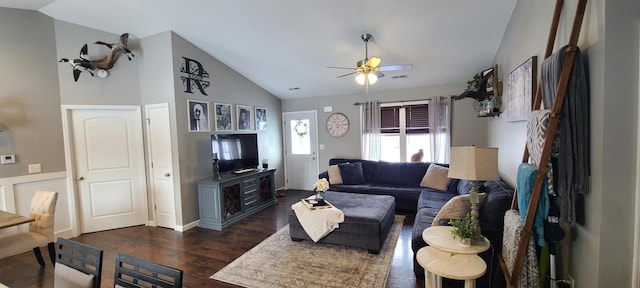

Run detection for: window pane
[[407, 134, 431, 162], [406, 104, 429, 134], [380, 106, 400, 134], [290, 119, 310, 155], [380, 134, 400, 162]]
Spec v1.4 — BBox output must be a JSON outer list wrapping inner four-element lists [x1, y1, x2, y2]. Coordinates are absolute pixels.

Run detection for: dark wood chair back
[[55, 238, 103, 288], [114, 253, 183, 288]]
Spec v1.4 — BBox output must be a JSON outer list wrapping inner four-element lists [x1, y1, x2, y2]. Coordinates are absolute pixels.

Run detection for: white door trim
[[282, 110, 319, 190], [61, 105, 146, 236]]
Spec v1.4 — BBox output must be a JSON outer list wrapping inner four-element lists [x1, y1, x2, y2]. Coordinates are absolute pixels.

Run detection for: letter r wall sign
[[180, 57, 211, 96]]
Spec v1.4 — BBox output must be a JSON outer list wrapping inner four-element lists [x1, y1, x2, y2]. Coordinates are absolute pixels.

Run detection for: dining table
[[0, 210, 34, 229]]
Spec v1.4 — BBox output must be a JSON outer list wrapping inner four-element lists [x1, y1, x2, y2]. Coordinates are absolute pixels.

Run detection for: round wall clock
[[326, 113, 350, 137]]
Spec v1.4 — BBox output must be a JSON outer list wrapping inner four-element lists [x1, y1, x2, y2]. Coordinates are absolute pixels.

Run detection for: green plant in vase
[[448, 213, 480, 247], [465, 73, 480, 92]]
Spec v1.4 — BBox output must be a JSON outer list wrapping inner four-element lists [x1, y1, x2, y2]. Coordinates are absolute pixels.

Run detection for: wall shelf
[[455, 64, 503, 117]]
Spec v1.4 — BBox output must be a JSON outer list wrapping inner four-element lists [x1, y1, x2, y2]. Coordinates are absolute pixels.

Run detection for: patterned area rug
[[211, 215, 405, 288]]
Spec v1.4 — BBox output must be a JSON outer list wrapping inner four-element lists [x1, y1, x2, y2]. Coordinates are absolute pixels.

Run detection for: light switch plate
[[1, 154, 15, 164], [29, 163, 42, 173], [323, 106, 333, 112]]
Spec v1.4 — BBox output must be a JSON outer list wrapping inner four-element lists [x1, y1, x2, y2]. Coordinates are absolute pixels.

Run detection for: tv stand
[[198, 169, 276, 231]]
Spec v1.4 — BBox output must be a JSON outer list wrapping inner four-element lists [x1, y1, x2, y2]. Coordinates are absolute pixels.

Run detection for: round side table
[[417, 246, 486, 288], [422, 226, 490, 254]]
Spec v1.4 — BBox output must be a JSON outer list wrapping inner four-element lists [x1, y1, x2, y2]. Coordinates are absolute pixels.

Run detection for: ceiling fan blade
[[336, 71, 357, 78], [327, 66, 357, 70], [373, 71, 384, 78], [366, 57, 382, 68], [378, 64, 413, 71]]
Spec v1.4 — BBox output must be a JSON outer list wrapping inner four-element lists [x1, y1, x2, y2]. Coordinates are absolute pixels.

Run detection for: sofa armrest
[[319, 171, 328, 179]]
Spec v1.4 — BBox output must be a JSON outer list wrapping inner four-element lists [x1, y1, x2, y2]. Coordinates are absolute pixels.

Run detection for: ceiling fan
[[328, 33, 413, 88]]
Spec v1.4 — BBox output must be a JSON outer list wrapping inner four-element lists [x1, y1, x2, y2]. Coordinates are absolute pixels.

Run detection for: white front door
[[283, 111, 318, 190], [146, 103, 176, 229], [69, 106, 148, 233]]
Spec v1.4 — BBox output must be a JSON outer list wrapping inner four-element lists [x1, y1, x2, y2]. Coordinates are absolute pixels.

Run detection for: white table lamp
[[448, 146, 499, 239]]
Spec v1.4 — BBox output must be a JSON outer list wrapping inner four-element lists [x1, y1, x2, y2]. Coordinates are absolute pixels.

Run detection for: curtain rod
[[354, 96, 454, 106]]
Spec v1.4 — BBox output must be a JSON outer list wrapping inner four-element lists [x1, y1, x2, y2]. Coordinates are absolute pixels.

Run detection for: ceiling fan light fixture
[[355, 72, 366, 85], [367, 72, 378, 84]]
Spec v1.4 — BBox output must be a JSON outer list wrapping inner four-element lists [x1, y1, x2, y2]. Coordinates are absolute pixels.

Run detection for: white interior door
[[70, 106, 148, 233], [146, 103, 176, 229], [283, 111, 318, 190]]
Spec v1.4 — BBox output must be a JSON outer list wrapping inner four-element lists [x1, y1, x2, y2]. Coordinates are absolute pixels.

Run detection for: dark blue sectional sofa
[[319, 158, 514, 288]]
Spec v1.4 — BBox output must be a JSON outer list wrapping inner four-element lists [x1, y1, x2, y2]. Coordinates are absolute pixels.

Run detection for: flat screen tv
[[211, 133, 259, 174]]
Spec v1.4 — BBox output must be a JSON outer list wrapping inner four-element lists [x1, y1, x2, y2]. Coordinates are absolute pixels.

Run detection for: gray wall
[[0, 8, 64, 177], [491, 0, 639, 287], [0, 9, 284, 228], [170, 33, 283, 225], [54, 21, 142, 105], [282, 83, 488, 172]]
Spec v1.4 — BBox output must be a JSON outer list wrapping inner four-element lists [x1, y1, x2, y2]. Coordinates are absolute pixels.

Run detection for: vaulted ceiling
[[1, 0, 517, 99]]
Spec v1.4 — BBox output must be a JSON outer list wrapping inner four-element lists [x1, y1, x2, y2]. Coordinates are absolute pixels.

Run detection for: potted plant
[[448, 213, 480, 247]]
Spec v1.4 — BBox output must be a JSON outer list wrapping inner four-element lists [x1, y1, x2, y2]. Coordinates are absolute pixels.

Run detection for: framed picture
[[236, 105, 252, 131], [187, 100, 210, 132], [255, 107, 267, 131], [507, 56, 537, 122], [214, 103, 233, 131]]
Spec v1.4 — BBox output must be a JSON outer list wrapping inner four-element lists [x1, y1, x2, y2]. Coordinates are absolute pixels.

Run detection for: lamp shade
[[448, 146, 499, 181]]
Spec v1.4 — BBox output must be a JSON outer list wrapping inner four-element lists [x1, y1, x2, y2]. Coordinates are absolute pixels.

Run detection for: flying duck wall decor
[[59, 33, 135, 82], [59, 44, 95, 82]]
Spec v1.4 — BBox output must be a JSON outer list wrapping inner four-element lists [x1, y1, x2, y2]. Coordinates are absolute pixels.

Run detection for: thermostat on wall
[[1, 154, 16, 164]]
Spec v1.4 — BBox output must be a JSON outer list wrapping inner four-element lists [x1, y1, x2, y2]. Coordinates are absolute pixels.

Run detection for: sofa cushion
[[420, 164, 450, 190], [328, 184, 372, 194], [329, 158, 379, 183], [368, 185, 422, 213], [327, 165, 343, 184], [479, 180, 515, 230], [375, 161, 429, 186], [338, 162, 366, 184], [457, 179, 487, 195], [431, 193, 487, 226]]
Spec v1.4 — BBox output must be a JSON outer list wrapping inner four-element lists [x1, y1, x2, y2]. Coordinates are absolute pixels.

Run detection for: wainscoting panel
[[0, 172, 72, 238]]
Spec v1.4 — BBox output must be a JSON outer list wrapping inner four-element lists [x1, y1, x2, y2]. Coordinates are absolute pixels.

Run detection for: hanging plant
[[465, 73, 480, 92]]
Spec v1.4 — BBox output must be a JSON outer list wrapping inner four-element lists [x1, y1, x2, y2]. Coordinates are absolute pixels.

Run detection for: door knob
[[164, 173, 171, 177], [77, 176, 84, 181]]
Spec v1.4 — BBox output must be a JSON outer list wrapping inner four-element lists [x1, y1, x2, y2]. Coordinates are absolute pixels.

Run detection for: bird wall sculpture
[[59, 44, 96, 82], [92, 33, 135, 70], [59, 33, 134, 82]]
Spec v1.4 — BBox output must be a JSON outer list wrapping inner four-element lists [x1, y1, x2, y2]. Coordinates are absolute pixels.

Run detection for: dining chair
[[114, 253, 183, 288], [54, 238, 103, 288], [0, 190, 58, 266]]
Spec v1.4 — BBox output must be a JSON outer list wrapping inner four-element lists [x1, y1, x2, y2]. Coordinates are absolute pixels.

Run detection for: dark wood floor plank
[[0, 190, 442, 288]]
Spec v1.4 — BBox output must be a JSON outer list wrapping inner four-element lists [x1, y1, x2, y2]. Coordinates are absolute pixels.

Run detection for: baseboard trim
[[178, 219, 199, 232]]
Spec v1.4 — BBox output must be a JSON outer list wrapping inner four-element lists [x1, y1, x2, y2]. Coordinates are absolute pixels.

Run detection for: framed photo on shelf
[[255, 107, 267, 131], [214, 102, 233, 131], [507, 56, 537, 122], [236, 105, 252, 131], [187, 100, 210, 132]]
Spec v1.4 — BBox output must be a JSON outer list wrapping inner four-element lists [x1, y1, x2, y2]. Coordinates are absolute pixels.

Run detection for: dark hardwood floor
[[0, 190, 464, 288]]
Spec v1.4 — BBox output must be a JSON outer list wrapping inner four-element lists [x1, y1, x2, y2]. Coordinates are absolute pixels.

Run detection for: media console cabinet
[[198, 169, 276, 231]]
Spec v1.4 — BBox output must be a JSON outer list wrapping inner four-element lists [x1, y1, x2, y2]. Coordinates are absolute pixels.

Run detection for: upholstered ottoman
[[288, 191, 395, 254]]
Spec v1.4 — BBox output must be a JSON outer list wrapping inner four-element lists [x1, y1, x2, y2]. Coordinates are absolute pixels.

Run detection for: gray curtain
[[428, 96, 451, 163], [361, 101, 381, 160]]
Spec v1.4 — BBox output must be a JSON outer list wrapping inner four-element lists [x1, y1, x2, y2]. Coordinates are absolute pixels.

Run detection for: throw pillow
[[431, 193, 487, 226], [420, 164, 451, 191], [327, 165, 343, 185], [338, 162, 366, 185]]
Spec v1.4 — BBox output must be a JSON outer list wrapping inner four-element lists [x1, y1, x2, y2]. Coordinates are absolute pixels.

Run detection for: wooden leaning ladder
[[497, 0, 587, 287]]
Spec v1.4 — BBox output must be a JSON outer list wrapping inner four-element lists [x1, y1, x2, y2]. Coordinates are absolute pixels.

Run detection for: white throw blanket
[[291, 200, 344, 242]]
